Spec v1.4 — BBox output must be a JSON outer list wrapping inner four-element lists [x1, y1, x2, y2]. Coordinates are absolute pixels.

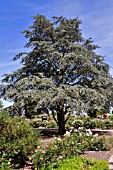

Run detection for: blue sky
[[1, 0, 113, 107]]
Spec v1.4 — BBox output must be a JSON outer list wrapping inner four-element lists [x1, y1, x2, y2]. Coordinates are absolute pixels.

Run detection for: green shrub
[[72, 119, 83, 128], [109, 114, 113, 120], [104, 120, 113, 129], [30, 119, 47, 128], [41, 157, 109, 170], [33, 133, 85, 169], [66, 117, 75, 128], [89, 135, 107, 151], [46, 120, 57, 128], [0, 112, 39, 169], [70, 118, 113, 130]]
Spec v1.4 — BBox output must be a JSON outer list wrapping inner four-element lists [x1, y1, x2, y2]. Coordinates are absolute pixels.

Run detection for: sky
[[0, 0, 113, 107]]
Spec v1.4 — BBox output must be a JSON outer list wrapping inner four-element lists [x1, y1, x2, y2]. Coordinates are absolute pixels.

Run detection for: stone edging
[[109, 155, 113, 170]]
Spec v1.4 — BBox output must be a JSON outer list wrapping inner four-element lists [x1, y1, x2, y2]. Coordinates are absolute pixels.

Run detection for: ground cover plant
[[42, 156, 109, 170]]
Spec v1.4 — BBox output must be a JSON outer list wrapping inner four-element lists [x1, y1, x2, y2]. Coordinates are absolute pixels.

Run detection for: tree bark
[[57, 105, 66, 135], [24, 104, 31, 119]]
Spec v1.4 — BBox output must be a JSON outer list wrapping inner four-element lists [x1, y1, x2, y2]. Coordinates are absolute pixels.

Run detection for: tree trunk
[[57, 105, 66, 135], [24, 104, 31, 119]]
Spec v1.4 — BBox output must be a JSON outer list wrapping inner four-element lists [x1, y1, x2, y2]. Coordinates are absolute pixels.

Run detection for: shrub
[[46, 120, 57, 128], [44, 156, 109, 170], [0, 112, 39, 169], [104, 120, 113, 129], [30, 119, 47, 128], [70, 118, 113, 130], [109, 114, 113, 120], [66, 117, 75, 128], [72, 119, 83, 128]]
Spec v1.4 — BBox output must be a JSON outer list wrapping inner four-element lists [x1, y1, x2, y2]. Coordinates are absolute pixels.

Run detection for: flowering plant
[[0, 112, 39, 169], [33, 128, 108, 169]]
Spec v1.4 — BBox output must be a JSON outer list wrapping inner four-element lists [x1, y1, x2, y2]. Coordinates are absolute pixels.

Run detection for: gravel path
[[82, 149, 113, 162]]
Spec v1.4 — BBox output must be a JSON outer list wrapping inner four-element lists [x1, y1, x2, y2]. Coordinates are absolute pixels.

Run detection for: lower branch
[[52, 109, 58, 124]]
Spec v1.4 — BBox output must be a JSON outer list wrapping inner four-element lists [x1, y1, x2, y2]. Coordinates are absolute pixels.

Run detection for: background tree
[[0, 85, 4, 110], [0, 100, 3, 109], [1, 15, 113, 134]]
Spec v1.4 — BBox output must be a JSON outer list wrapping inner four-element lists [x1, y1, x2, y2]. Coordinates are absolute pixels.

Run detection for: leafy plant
[[69, 118, 113, 130], [0, 112, 39, 168], [43, 156, 109, 170], [30, 120, 47, 128], [46, 120, 57, 128], [0, 157, 13, 170], [72, 119, 84, 128]]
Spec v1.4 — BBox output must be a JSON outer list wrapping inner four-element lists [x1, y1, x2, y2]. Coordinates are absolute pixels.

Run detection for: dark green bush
[[0, 112, 39, 169]]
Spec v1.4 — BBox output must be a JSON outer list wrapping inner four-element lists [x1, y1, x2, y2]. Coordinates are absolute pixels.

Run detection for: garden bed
[[22, 135, 113, 169]]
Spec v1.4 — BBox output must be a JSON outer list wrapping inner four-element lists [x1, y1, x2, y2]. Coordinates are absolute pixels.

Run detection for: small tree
[[1, 15, 113, 134]]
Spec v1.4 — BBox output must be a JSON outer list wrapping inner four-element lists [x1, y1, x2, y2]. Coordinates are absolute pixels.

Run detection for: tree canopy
[[1, 15, 113, 134]]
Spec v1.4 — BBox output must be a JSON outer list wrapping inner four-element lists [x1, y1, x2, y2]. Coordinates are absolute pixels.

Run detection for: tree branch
[[64, 112, 71, 124], [51, 109, 58, 124]]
